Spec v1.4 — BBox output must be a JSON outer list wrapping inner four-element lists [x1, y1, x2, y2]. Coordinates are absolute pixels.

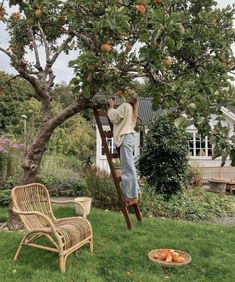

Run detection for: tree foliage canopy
[[0, 0, 235, 182]]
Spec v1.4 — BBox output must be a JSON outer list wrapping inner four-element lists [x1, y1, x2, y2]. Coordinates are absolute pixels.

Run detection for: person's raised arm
[[107, 99, 125, 123]]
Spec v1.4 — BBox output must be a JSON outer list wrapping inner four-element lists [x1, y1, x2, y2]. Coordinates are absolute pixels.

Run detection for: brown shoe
[[125, 197, 138, 206]]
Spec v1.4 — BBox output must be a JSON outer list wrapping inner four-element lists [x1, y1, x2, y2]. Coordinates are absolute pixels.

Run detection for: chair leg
[[59, 255, 66, 273], [14, 233, 28, 261], [89, 238, 93, 253]]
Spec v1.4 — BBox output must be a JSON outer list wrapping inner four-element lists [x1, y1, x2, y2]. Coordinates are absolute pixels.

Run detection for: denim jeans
[[120, 133, 140, 199]]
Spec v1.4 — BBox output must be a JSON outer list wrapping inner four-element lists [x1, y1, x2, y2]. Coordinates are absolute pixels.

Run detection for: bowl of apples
[[148, 248, 191, 267]]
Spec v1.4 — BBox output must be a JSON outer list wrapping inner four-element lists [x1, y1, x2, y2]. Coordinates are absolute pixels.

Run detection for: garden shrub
[[0, 189, 11, 206], [85, 167, 119, 210], [40, 153, 89, 196], [139, 183, 235, 220], [41, 173, 88, 197], [138, 115, 189, 198]]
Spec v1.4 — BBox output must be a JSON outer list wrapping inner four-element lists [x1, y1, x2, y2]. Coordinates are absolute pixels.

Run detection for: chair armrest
[[12, 207, 57, 233], [51, 200, 86, 218]]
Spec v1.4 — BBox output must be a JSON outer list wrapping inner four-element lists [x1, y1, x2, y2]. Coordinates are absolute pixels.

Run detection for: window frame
[[188, 132, 213, 158]]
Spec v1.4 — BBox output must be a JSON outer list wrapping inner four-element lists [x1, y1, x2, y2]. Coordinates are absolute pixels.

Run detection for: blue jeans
[[120, 133, 140, 199]]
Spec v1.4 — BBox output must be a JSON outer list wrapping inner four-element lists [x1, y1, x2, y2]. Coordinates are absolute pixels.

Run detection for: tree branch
[[48, 34, 74, 67], [49, 96, 89, 130], [0, 46, 15, 61], [71, 30, 96, 50], [29, 28, 42, 71], [49, 94, 109, 131], [44, 34, 74, 88], [37, 21, 50, 63]]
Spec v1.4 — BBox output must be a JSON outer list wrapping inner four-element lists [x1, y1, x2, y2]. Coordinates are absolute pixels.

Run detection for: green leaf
[[174, 116, 186, 128], [197, 117, 206, 125], [212, 145, 222, 159], [165, 36, 175, 50], [139, 33, 149, 43]]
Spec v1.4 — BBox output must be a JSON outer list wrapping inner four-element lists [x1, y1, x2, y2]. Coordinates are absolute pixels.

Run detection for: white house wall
[[187, 113, 234, 167], [96, 110, 235, 172]]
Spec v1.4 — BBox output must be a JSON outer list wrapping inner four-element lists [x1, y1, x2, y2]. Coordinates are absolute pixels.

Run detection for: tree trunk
[[7, 124, 54, 230], [7, 202, 24, 230], [6, 96, 103, 230]]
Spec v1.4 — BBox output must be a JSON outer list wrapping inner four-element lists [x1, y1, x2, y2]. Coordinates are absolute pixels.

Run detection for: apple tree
[[0, 0, 234, 185]]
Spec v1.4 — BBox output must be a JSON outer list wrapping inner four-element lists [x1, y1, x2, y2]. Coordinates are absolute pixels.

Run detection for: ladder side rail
[[93, 109, 125, 203]]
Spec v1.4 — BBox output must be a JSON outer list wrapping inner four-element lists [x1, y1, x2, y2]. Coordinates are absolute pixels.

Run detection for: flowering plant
[[0, 138, 25, 153]]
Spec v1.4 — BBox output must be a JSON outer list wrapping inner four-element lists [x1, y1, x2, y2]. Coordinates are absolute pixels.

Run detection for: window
[[188, 133, 212, 157], [101, 137, 117, 155]]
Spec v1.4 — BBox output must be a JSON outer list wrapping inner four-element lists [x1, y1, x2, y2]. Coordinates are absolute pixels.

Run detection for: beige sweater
[[107, 103, 135, 147]]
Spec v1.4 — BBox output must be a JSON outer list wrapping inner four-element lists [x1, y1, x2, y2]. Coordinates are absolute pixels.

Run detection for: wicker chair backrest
[[11, 183, 54, 231]]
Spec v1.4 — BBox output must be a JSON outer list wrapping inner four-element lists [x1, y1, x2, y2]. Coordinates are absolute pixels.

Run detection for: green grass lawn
[[0, 206, 235, 282]]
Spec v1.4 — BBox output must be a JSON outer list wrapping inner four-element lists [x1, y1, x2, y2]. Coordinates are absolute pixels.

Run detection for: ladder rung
[[111, 153, 119, 158], [104, 131, 113, 138], [97, 110, 108, 117]]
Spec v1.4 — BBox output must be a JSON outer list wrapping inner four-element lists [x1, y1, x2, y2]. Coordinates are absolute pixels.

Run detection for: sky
[[0, 0, 234, 84]]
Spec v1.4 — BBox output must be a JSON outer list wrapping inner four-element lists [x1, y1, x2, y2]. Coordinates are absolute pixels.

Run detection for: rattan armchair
[[11, 183, 93, 273]]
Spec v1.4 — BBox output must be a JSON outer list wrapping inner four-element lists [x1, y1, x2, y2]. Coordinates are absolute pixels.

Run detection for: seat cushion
[[54, 217, 92, 250]]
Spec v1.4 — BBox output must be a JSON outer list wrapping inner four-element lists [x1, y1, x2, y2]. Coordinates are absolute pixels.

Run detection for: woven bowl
[[148, 249, 191, 267]]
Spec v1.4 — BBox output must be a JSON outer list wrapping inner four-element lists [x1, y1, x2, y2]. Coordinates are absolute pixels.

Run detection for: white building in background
[[94, 98, 235, 177]]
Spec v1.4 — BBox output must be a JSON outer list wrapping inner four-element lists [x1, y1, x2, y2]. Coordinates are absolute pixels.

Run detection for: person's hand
[[107, 98, 115, 108]]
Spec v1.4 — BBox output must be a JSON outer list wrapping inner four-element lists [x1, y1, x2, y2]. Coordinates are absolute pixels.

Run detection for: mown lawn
[[0, 206, 234, 282]]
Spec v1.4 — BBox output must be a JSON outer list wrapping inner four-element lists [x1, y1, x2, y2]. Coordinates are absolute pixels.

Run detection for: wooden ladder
[[93, 108, 142, 230]]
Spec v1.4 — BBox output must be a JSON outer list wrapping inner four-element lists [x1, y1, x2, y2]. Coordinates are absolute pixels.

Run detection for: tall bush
[[138, 115, 189, 198]]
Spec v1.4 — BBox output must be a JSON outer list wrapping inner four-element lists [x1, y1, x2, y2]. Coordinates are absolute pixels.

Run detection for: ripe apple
[[160, 250, 168, 260], [12, 12, 21, 21], [172, 252, 179, 262], [153, 252, 159, 259], [163, 57, 172, 67], [154, 0, 161, 4], [101, 43, 112, 52], [177, 256, 186, 263], [136, 4, 146, 14], [165, 254, 173, 263], [35, 8, 42, 18], [115, 90, 124, 97]]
